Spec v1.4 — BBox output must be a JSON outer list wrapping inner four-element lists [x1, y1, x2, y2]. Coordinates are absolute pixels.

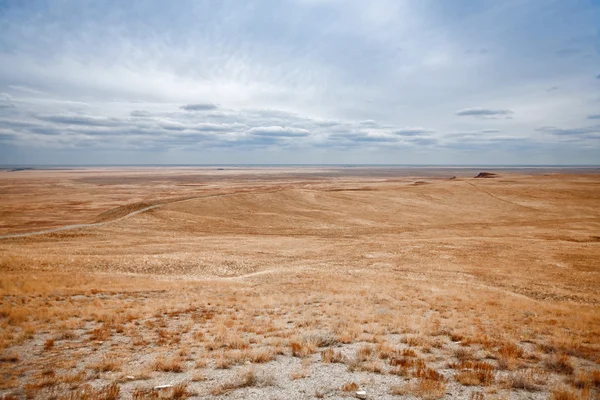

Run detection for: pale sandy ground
[[0, 168, 598, 399]]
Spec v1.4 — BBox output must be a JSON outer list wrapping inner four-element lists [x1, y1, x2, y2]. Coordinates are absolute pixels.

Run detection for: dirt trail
[[463, 181, 539, 210], [0, 205, 161, 239], [0, 189, 285, 240]]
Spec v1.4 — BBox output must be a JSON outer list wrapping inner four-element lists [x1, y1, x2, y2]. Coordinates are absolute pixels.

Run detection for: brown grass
[[497, 341, 524, 370], [551, 386, 591, 400], [452, 360, 495, 386], [90, 356, 123, 372], [320, 348, 344, 363], [171, 382, 192, 399], [290, 339, 317, 358], [392, 377, 446, 400], [341, 381, 359, 392], [211, 367, 274, 395], [63, 382, 120, 400], [545, 354, 575, 375], [503, 369, 547, 391], [152, 356, 185, 373], [0, 170, 599, 398]]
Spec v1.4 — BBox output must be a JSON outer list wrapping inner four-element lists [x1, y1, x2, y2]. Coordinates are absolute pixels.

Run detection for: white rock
[[355, 390, 367, 399], [154, 384, 173, 390]]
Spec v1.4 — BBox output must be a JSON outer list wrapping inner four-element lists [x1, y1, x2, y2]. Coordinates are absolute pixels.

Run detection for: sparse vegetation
[[0, 169, 598, 399], [211, 367, 274, 395]]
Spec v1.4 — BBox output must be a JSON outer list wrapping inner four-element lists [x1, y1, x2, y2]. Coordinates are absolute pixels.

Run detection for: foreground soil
[[0, 168, 599, 399]]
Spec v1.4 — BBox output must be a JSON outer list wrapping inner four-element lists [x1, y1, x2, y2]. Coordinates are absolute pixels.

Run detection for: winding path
[[0, 189, 286, 240], [0, 205, 162, 239]]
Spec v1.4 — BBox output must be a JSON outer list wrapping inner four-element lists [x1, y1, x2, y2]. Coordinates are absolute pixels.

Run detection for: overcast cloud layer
[[0, 0, 599, 165]]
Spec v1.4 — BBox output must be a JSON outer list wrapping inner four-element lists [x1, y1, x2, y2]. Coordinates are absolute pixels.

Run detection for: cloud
[[327, 132, 397, 144], [180, 103, 219, 111], [391, 127, 434, 136], [456, 108, 514, 117], [359, 119, 379, 126], [587, 114, 600, 120], [36, 114, 122, 127], [194, 122, 244, 132], [406, 137, 437, 146], [0, 93, 15, 109], [158, 120, 187, 131], [1, 1, 599, 164], [537, 125, 600, 136], [8, 85, 46, 95], [247, 126, 310, 137], [130, 110, 152, 117], [597, 74, 600, 80]]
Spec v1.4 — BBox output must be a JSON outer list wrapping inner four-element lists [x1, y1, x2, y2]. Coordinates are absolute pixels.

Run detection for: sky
[[0, 0, 599, 165]]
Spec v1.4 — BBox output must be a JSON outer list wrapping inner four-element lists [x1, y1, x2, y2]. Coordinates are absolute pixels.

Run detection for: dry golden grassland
[[0, 168, 599, 399]]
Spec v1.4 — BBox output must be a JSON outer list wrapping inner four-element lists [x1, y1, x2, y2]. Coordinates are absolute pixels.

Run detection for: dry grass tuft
[[551, 386, 591, 400], [545, 354, 575, 375], [452, 360, 495, 386], [497, 341, 524, 370], [90, 356, 122, 372], [152, 356, 185, 373], [171, 382, 192, 399], [320, 348, 344, 363], [469, 392, 485, 400], [63, 382, 120, 400], [43, 338, 54, 351], [290, 338, 317, 358], [392, 377, 446, 399], [503, 368, 547, 391], [0, 353, 19, 363], [415, 378, 446, 400], [341, 381, 359, 392], [248, 348, 275, 364], [211, 367, 274, 395], [593, 370, 600, 387], [454, 347, 475, 361]]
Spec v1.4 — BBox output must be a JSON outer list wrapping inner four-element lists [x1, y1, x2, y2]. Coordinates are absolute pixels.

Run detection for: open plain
[[0, 167, 599, 400]]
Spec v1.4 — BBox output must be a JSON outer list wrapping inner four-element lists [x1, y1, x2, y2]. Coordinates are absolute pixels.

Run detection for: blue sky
[[0, 0, 599, 165]]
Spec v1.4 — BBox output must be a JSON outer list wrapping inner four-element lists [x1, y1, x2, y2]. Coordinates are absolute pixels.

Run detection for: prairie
[[0, 167, 598, 399]]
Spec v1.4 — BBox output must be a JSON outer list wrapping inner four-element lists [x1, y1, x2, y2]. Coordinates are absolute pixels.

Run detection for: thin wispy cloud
[[180, 104, 220, 112], [455, 108, 514, 117], [0, 0, 599, 164], [391, 128, 434, 136]]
